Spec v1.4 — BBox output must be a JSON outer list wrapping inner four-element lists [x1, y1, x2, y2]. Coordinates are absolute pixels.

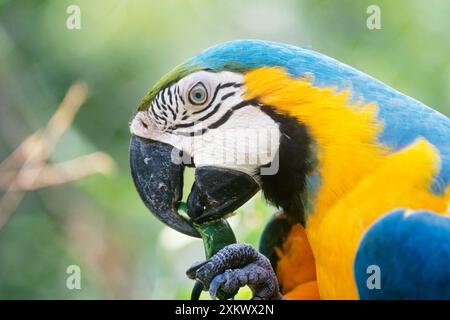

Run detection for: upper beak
[[129, 135, 200, 237], [130, 135, 260, 237]]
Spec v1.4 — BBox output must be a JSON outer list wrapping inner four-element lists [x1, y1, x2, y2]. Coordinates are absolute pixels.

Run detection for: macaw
[[129, 40, 450, 300]]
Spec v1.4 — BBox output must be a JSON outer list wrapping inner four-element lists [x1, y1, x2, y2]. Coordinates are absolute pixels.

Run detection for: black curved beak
[[130, 135, 260, 237], [130, 135, 200, 237]]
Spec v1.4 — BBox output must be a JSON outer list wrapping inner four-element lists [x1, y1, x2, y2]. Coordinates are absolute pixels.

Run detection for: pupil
[[195, 92, 202, 99]]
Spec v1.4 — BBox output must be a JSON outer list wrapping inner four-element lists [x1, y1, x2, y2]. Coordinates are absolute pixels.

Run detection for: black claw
[[191, 280, 204, 300], [186, 260, 210, 280]]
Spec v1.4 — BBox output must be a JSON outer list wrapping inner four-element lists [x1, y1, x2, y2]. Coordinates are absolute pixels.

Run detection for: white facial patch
[[130, 71, 281, 179]]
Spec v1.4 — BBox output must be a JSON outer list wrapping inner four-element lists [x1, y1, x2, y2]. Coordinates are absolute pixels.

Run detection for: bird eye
[[188, 82, 208, 105]]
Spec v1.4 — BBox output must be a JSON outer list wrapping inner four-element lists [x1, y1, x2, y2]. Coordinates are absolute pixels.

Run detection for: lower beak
[[129, 135, 200, 237], [187, 166, 260, 224]]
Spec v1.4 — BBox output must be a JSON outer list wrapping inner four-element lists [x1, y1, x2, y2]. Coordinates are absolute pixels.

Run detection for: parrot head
[[129, 40, 313, 237]]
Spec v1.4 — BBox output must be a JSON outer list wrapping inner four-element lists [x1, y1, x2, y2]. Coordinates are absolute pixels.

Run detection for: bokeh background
[[0, 0, 449, 299]]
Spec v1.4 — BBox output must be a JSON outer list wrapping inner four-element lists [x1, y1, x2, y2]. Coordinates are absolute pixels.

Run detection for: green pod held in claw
[[178, 202, 237, 300], [191, 219, 237, 300], [193, 219, 237, 260]]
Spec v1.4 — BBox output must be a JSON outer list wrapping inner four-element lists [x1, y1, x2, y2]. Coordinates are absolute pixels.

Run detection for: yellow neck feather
[[244, 67, 388, 216]]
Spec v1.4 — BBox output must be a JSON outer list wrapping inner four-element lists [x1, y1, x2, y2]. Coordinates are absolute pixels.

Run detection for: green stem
[[178, 202, 237, 299]]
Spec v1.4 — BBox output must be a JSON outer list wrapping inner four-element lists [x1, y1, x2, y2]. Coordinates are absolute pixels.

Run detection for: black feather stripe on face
[[259, 105, 314, 225]]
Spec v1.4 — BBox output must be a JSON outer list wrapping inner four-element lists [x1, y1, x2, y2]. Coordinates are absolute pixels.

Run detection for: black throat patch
[[259, 105, 314, 225]]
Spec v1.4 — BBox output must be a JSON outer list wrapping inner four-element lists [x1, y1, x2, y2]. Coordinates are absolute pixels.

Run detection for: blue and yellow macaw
[[129, 40, 450, 299]]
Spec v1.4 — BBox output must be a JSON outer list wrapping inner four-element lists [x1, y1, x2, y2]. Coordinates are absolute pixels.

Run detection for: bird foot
[[186, 243, 282, 300]]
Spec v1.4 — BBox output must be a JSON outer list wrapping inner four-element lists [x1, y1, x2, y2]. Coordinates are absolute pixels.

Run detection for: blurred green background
[[0, 0, 449, 299]]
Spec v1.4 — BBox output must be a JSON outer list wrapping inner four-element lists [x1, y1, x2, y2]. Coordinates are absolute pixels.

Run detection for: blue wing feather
[[354, 210, 450, 299]]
